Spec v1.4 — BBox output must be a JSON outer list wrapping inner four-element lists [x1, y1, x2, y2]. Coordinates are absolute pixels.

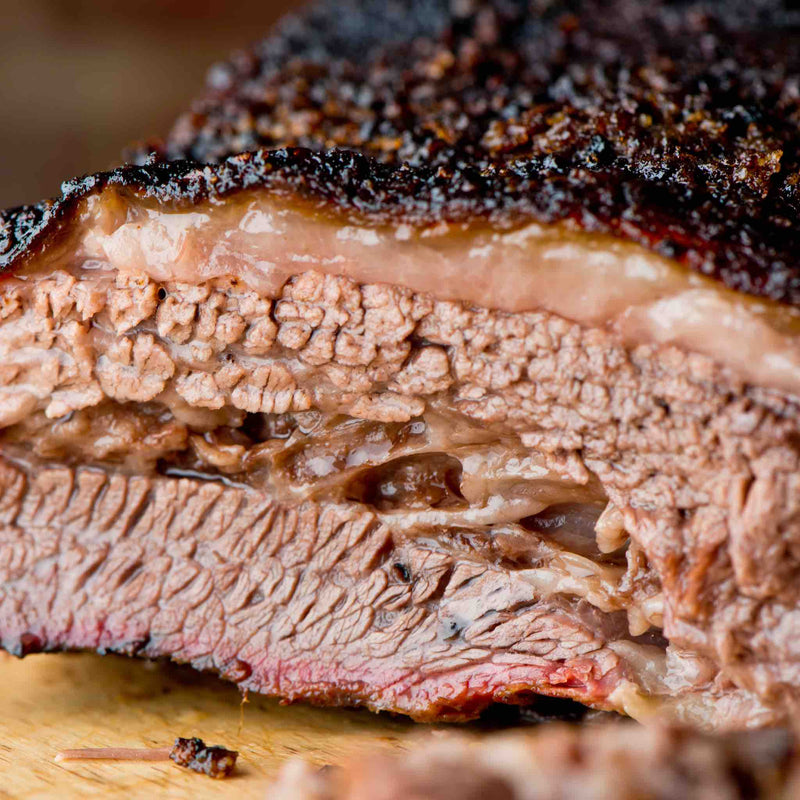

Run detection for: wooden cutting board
[[0, 652, 421, 798]]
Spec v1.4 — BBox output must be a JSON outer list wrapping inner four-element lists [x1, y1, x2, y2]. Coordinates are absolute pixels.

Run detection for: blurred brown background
[[0, 0, 301, 209]]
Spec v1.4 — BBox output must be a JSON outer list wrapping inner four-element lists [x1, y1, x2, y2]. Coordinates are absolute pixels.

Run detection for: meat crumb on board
[[54, 736, 238, 779], [169, 737, 239, 779]]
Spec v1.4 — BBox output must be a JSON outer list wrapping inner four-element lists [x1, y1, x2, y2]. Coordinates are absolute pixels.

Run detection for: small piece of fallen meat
[[54, 737, 238, 779], [169, 737, 238, 779]]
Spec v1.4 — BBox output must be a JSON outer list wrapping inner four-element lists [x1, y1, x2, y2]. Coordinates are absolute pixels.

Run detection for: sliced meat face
[[4, 0, 800, 731], [0, 174, 799, 730]]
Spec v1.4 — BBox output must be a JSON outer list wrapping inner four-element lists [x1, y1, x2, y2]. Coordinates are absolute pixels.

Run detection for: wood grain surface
[[0, 652, 419, 798]]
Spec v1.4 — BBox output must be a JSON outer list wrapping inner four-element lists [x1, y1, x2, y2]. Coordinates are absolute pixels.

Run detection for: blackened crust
[[6, 0, 800, 306]]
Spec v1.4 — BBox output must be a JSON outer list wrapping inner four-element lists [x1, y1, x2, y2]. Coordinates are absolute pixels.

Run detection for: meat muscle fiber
[[2, 0, 800, 731]]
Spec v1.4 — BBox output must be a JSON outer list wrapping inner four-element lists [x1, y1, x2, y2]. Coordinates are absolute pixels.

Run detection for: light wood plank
[[0, 652, 418, 798]]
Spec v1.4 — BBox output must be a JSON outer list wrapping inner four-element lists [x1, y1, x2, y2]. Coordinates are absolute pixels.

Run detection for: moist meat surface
[[5, 1, 800, 303]]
